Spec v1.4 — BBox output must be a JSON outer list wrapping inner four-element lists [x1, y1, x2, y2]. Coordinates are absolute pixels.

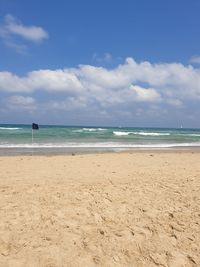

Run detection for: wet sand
[[0, 151, 199, 266]]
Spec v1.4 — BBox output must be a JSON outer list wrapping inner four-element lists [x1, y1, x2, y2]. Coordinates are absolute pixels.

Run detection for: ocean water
[[0, 124, 200, 154]]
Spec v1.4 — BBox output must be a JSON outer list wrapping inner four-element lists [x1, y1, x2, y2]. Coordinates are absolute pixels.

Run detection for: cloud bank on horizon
[[1, 57, 200, 127]]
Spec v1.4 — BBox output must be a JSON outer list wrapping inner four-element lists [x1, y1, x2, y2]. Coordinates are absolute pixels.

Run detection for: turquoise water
[[1, 124, 200, 154]]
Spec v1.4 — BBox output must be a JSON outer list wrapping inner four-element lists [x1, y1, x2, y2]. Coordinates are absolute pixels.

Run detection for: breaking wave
[[73, 128, 106, 133], [0, 127, 22, 130], [0, 142, 200, 148], [113, 131, 170, 136]]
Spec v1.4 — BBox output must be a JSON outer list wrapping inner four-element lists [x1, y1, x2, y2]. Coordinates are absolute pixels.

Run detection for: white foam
[[74, 128, 106, 133], [135, 132, 170, 136], [0, 142, 200, 148], [97, 128, 106, 131], [113, 131, 130, 136], [113, 131, 170, 136], [82, 128, 97, 131], [0, 127, 22, 130]]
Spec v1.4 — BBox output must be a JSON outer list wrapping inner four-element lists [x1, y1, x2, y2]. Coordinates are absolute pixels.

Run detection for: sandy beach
[[0, 151, 199, 266]]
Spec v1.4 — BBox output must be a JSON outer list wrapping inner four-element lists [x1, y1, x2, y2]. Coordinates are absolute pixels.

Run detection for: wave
[[136, 132, 170, 136], [0, 142, 200, 148], [97, 128, 106, 131], [113, 131, 130, 136], [73, 128, 106, 133], [82, 128, 96, 131], [82, 128, 106, 131], [186, 134, 200, 137], [113, 131, 170, 136], [0, 127, 22, 130]]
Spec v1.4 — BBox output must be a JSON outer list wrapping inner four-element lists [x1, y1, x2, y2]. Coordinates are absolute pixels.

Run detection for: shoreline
[[1, 146, 200, 156]]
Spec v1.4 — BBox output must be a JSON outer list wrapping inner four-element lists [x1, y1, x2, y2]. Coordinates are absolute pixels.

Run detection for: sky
[[0, 0, 200, 127]]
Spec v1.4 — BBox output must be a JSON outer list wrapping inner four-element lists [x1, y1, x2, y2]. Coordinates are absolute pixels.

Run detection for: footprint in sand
[[132, 226, 153, 243], [167, 251, 197, 267]]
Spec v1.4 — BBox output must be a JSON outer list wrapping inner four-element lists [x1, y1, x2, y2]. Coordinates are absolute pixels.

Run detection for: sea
[[1, 124, 200, 155]]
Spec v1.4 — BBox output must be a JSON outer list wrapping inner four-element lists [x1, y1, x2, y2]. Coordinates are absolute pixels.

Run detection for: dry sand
[[0, 151, 200, 266]]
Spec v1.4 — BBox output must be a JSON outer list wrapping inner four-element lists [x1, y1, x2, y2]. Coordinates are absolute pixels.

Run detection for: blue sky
[[0, 0, 200, 127]]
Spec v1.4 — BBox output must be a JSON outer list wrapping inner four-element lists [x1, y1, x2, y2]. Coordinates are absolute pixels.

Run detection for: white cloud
[[27, 69, 83, 92], [104, 53, 112, 62], [3, 14, 48, 42], [167, 98, 183, 107], [190, 55, 200, 64], [1, 57, 200, 120], [3, 40, 27, 54], [6, 95, 36, 110], [0, 14, 48, 53], [0, 72, 30, 92], [130, 85, 161, 102], [92, 52, 112, 63], [0, 69, 83, 93]]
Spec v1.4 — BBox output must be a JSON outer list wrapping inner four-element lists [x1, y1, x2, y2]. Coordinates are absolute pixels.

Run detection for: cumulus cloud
[[130, 85, 161, 102], [6, 95, 36, 110], [167, 98, 183, 107], [0, 57, 200, 100], [0, 69, 83, 93], [7, 95, 35, 105], [1, 57, 200, 125]]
